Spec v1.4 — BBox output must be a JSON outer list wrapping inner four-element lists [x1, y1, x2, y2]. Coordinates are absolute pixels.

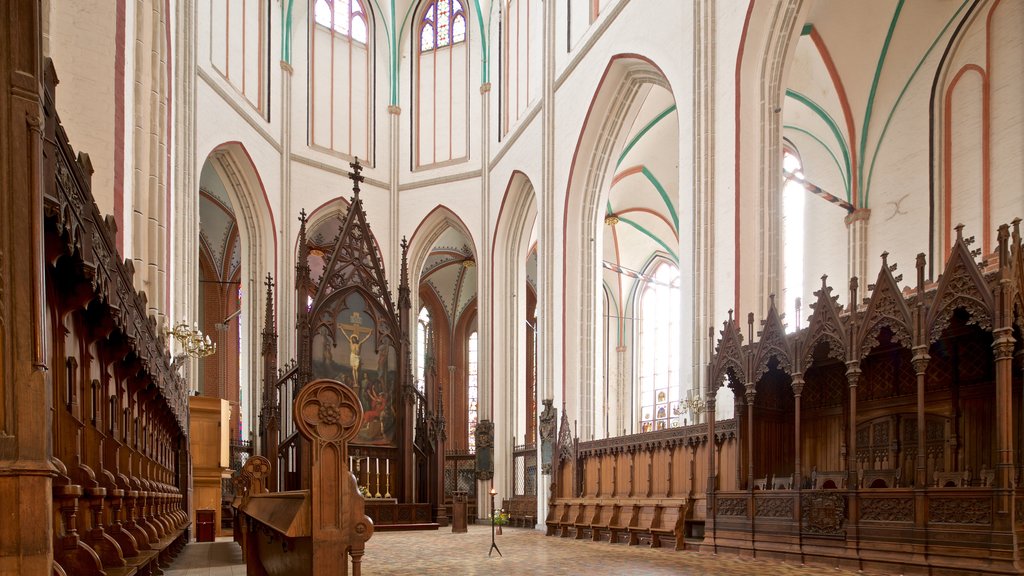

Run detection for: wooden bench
[[627, 503, 659, 546], [934, 470, 969, 487], [812, 469, 847, 489], [573, 503, 598, 539], [651, 502, 687, 550], [861, 468, 900, 489], [560, 502, 581, 537], [589, 503, 616, 542], [773, 474, 794, 490], [608, 503, 636, 545], [545, 501, 566, 536], [234, 380, 374, 576]]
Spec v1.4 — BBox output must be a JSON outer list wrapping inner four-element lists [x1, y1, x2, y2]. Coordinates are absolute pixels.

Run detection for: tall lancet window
[[416, 0, 469, 167], [416, 306, 430, 394], [467, 331, 479, 452], [638, 261, 680, 432], [311, 0, 372, 161], [782, 147, 805, 331]]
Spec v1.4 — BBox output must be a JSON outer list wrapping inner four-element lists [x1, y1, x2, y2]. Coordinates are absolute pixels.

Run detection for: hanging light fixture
[[168, 320, 217, 358]]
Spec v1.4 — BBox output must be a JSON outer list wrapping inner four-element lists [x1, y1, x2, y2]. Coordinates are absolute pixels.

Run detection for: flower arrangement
[[491, 508, 509, 526], [358, 485, 371, 498]]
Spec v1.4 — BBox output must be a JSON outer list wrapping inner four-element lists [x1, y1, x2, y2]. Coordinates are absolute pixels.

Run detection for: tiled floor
[[165, 526, 861, 575]]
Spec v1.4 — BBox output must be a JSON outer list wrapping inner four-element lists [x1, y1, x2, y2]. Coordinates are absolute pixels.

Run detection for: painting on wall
[[312, 291, 399, 447]]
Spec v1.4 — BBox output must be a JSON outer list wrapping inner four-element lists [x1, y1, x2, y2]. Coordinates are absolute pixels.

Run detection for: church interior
[[3, 0, 1024, 574]]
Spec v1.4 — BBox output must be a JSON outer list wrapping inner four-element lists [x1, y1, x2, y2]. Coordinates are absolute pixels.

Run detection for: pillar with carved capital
[[845, 361, 861, 489], [745, 388, 755, 490], [911, 347, 930, 488], [791, 373, 804, 488], [992, 327, 1015, 522]]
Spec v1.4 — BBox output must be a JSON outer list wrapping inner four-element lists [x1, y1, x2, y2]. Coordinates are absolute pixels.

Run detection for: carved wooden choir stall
[[42, 60, 191, 576], [548, 222, 1024, 575]]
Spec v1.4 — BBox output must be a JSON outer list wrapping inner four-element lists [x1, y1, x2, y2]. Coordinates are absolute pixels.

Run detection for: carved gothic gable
[[557, 409, 574, 464], [857, 252, 914, 359], [311, 193, 397, 321], [802, 275, 848, 367], [751, 296, 793, 382], [926, 226, 993, 344], [710, 311, 746, 391]]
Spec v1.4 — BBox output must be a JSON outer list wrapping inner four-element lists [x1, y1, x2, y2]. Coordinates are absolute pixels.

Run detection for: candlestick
[[374, 457, 382, 498]]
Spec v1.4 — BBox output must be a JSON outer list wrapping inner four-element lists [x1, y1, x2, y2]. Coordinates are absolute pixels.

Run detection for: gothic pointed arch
[[925, 225, 994, 344], [750, 295, 794, 383], [709, 311, 747, 393], [856, 252, 915, 358], [800, 274, 848, 368]]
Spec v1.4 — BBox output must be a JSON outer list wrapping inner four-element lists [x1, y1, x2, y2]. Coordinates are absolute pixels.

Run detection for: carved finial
[[349, 157, 365, 196], [299, 208, 307, 225], [954, 223, 964, 241], [1013, 218, 1021, 246], [821, 274, 828, 289], [849, 276, 859, 312], [881, 251, 889, 267], [747, 312, 754, 343], [727, 309, 734, 322], [997, 224, 1010, 270], [795, 297, 801, 330], [916, 253, 926, 292]]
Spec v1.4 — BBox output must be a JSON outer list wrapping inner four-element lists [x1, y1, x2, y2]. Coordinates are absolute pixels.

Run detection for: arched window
[[310, 0, 372, 161], [638, 262, 680, 432], [416, 306, 430, 394], [210, 0, 267, 113], [501, 0, 539, 135], [467, 331, 479, 452], [416, 0, 469, 167], [782, 147, 805, 331]]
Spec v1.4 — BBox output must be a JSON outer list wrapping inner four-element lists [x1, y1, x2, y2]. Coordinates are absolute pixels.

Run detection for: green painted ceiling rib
[[864, 0, 969, 207], [641, 167, 678, 231], [858, 0, 905, 208], [785, 89, 852, 203], [783, 124, 850, 197], [617, 215, 678, 262], [375, 0, 395, 104], [473, 0, 489, 82], [282, 0, 294, 64], [801, 23, 813, 36], [615, 104, 677, 168]]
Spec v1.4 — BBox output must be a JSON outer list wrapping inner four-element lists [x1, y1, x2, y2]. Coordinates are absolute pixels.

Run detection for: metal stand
[[488, 489, 502, 557]]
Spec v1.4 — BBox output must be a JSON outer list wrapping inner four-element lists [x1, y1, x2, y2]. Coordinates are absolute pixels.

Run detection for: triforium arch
[[491, 171, 538, 501], [197, 142, 276, 440], [734, 0, 809, 318], [563, 54, 690, 442]]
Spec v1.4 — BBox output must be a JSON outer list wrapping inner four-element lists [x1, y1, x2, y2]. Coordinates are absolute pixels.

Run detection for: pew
[[627, 503, 659, 546], [589, 503, 616, 542], [235, 379, 374, 575], [651, 501, 688, 550], [573, 504, 598, 539], [607, 503, 636, 545], [545, 502, 565, 536], [559, 502, 581, 538]]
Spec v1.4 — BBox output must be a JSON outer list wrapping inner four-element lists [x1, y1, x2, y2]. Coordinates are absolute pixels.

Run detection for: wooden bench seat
[[560, 502, 581, 538], [545, 502, 566, 536], [651, 502, 687, 550], [573, 503, 598, 539], [627, 503, 659, 547], [608, 503, 636, 545], [589, 503, 616, 542]]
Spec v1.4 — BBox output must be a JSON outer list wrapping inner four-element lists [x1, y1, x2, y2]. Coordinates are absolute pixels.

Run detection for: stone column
[[845, 209, 871, 288]]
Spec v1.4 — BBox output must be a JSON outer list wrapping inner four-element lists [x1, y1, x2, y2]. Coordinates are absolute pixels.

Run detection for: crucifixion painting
[[338, 311, 373, 384]]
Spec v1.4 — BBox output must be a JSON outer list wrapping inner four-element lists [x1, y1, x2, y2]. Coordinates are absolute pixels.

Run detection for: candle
[[376, 457, 380, 476], [386, 458, 389, 476]]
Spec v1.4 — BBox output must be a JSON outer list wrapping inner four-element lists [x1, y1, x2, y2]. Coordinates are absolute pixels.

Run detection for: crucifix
[[337, 311, 373, 386], [349, 157, 364, 195]]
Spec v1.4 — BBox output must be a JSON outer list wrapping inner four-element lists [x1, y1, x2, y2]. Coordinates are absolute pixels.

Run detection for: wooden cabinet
[[196, 509, 216, 542]]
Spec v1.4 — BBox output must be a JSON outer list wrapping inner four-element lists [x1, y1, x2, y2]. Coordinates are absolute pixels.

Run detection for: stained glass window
[[313, 0, 368, 44], [638, 262, 681, 432], [467, 331, 479, 452], [416, 307, 430, 394], [419, 0, 467, 51], [782, 148, 805, 333]]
